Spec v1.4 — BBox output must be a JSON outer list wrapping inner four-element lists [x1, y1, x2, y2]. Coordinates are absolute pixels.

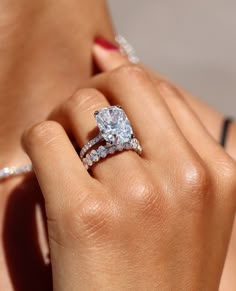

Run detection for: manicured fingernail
[[94, 36, 119, 51]]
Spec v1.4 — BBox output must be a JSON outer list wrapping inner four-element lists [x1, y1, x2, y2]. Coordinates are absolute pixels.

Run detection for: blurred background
[[108, 0, 236, 116]]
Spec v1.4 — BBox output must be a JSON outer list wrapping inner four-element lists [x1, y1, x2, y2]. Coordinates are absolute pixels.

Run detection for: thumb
[[93, 36, 139, 72]]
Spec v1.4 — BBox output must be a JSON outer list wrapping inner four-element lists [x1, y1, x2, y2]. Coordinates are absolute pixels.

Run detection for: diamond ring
[[80, 106, 142, 170]]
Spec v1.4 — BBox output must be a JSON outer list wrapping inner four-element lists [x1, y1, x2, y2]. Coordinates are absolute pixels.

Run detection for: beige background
[[108, 0, 236, 116]]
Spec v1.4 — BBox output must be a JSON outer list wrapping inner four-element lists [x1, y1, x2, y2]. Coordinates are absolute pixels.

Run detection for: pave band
[[79, 133, 103, 159], [82, 138, 142, 170]]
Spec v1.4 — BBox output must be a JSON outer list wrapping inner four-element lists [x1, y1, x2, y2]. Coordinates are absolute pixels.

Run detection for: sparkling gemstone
[[131, 139, 138, 149], [86, 154, 93, 166], [82, 158, 89, 170], [0, 168, 10, 178], [124, 143, 131, 150], [108, 146, 116, 155], [137, 145, 142, 154], [97, 146, 107, 158], [117, 143, 124, 151], [95, 106, 133, 145], [90, 150, 99, 162]]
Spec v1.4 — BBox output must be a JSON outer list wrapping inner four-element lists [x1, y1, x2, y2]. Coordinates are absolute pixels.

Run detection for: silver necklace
[[0, 164, 33, 181], [0, 35, 139, 182]]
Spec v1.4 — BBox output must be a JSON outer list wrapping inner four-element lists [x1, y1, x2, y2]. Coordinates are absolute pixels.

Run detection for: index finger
[[22, 121, 92, 213]]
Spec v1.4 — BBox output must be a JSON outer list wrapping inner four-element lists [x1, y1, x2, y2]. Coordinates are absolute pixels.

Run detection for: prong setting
[[80, 105, 142, 169], [94, 110, 99, 117]]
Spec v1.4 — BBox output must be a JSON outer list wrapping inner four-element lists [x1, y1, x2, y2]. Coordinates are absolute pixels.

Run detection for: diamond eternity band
[[82, 138, 142, 170]]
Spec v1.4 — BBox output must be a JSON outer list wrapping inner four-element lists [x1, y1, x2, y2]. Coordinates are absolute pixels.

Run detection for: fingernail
[[94, 36, 119, 51]]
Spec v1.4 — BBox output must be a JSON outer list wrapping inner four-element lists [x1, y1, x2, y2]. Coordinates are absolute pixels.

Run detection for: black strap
[[220, 117, 233, 148]]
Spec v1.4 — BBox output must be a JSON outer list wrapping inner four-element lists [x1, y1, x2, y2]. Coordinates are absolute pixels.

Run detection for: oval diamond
[[95, 106, 133, 145], [97, 146, 107, 158]]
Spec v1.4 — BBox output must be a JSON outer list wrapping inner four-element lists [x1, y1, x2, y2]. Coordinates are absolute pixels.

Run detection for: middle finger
[[49, 88, 144, 183], [89, 64, 192, 163]]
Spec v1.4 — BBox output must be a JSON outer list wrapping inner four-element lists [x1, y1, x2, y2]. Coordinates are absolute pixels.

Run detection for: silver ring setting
[[80, 106, 142, 170]]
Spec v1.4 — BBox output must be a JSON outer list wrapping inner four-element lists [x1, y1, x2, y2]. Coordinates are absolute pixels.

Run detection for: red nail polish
[[94, 36, 119, 51]]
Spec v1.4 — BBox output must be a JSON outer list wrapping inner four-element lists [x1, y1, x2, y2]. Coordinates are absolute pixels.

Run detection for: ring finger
[[49, 88, 145, 184], [88, 65, 196, 166]]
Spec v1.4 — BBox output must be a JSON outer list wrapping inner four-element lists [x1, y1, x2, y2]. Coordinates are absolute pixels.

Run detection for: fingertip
[[93, 43, 114, 64], [93, 36, 129, 72], [94, 36, 119, 51]]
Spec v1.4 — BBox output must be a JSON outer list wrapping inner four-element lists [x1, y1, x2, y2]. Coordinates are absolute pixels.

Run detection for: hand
[[22, 40, 236, 291]]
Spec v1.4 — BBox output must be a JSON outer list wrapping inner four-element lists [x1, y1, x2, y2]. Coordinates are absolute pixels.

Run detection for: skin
[[0, 0, 114, 169], [0, 0, 236, 290], [23, 47, 236, 290], [0, 0, 114, 290]]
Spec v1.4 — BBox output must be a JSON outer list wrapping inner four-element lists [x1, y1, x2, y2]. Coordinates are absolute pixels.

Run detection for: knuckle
[[79, 199, 111, 231], [127, 177, 169, 224], [24, 120, 63, 148], [65, 88, 106, 115], [128, 178, 162, 216], [62, 195, 117, 241], [179, 161, 211, 200], [173, 160, 212, 214], [111, 64, 149, 84], [157, 81, 184, 100]]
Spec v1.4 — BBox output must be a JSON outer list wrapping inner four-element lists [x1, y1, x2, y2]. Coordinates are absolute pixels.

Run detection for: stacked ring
[[79, 105, 142, 170]]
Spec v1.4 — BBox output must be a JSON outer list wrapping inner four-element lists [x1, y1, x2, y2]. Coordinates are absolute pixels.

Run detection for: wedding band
[[80, 105, 142, 170]]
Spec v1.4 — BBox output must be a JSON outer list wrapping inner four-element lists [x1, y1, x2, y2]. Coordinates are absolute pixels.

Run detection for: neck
[[0, 0, 114, 166]]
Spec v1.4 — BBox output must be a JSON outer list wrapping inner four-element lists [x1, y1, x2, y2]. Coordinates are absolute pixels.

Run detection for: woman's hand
[[22, 40, 236, 291]]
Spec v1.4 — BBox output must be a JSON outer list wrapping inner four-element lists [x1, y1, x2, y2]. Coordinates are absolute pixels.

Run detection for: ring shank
[[82, 138, 142, 170]]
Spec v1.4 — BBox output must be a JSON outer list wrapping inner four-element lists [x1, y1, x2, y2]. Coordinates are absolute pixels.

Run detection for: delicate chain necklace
[[0, 164, 33, 181], [0, 35, 139, 182]]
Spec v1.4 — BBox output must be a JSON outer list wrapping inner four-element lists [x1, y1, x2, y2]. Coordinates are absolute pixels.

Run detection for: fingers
[[49, 89, 109, 148], [91, 50, 193, 163], [91, 39, 236, 212], [93, 39, 234, 172], [49, 89, 144, 183], [156, 82, 234, 170], [22, 121, 91, 213], [94, 35, 222, 145], [93, 39, 129, 72]]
